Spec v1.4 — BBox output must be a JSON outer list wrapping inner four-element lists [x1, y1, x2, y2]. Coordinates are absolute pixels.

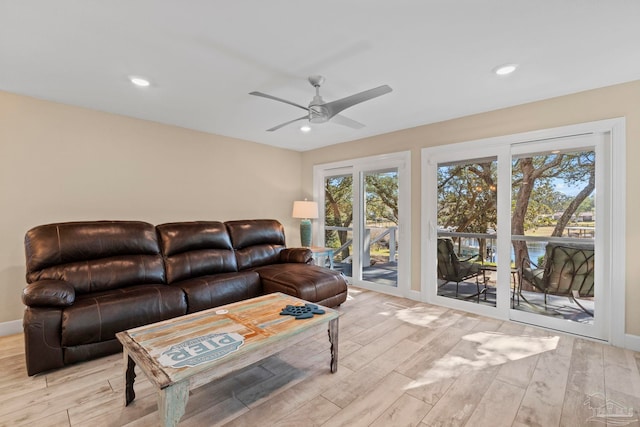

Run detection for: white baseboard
[[404, 289, 423, 302], [624, 334, 640, 352], [0, 319, 22, 337]]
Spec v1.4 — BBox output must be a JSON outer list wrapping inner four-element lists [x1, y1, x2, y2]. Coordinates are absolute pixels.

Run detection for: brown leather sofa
[[22, 219, 347, 376]]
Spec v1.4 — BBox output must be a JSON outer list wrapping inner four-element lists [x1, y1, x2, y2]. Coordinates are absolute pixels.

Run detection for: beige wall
[[302, 80, 640, 336], [0, 91, 303, 323], [3, 80, 639, 337]]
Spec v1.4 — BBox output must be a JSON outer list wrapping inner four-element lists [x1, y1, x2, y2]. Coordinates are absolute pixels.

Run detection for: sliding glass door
[[315, 152, 411, 296], [423, 119, 624, 343], [436, 156, 498, 308], [509, 135, 606, 339]]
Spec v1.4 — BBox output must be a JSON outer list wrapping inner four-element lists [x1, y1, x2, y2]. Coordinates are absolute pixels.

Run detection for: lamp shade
[[292, 200, 319, 219]]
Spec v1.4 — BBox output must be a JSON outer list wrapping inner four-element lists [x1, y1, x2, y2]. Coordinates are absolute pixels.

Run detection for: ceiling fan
[[249, 75, 392, 132]]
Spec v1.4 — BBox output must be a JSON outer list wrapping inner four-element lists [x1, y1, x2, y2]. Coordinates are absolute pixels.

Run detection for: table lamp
[[292, 200, 319, 247]]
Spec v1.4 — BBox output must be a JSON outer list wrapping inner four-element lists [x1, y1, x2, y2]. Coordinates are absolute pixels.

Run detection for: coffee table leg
[[158, 380, 190, 427], [124, 350, 136, 406], [328, 317, 339, 373]]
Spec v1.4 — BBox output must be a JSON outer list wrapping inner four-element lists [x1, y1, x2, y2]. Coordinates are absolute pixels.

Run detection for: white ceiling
[[2, 1, 640, 152]]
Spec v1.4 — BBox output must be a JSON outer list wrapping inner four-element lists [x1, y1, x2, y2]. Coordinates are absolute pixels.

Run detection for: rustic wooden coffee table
[[116, 292, 340, 427]]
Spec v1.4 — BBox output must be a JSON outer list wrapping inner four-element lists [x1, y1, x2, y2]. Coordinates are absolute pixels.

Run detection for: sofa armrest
[[279, 248, 313, 264], [22, 280, 75, 307]]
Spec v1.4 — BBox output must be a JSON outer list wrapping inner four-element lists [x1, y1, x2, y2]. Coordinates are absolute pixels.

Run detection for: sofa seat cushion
[[254, 264, 348, 307], [61, 285, 187, 347], [170, 271, 262, 314]]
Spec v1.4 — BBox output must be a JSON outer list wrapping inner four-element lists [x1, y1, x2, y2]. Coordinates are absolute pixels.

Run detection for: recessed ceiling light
[[300, 125, 311, 133], [494, 64, 518, 76], [129, 76, 151, 87]]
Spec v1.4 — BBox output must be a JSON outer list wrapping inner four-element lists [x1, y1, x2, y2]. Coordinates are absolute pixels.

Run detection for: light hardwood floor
[[2, 286, 640, 426]]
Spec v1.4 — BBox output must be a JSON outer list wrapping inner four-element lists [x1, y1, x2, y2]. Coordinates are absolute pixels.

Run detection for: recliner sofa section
[[22, 219, 347, 375], [22, 221, 187, 376], [225, 219, 348, 307], [157, 221, 263, 313]]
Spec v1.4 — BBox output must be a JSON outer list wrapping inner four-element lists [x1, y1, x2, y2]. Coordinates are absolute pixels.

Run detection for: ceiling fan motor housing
[[309, 95, 329, 123]]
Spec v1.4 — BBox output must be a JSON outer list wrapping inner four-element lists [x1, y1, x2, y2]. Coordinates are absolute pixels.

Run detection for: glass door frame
[[313, 151, 412, 298], [421, 118, 626, 346]]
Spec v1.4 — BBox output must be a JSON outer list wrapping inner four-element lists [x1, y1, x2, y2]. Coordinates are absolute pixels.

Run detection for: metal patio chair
[[520, 242, 594, 316], [437, 237, 485, 301]]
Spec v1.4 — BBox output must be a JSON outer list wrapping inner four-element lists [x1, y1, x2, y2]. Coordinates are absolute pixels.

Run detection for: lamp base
[[300, 219, 312, 247]]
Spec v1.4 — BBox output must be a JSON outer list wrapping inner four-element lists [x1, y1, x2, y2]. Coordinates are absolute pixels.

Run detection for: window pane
[[324, 174, 353, 276], [362, 169, 398, 287], [511, 149, 595, 323]]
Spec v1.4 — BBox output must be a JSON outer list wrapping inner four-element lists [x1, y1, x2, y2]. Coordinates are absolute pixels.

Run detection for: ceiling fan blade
[[324, 85, 392, 119], [267, 115, 308, 132], [249, 91, 310, 112], [331, 114, 365, 129]]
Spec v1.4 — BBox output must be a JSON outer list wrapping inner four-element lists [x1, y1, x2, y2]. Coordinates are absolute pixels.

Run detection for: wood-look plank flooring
[[2, 286, 640, 426]]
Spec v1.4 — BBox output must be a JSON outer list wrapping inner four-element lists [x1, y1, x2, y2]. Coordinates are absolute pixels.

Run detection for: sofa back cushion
[[226, 219, 286, 270], [25, 221, 165, 294], [157, 221, 238, 283]]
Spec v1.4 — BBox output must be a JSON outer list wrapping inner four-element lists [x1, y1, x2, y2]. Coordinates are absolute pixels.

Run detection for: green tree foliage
[[577, 194, 595, 217], [437, 151, 594, 287], [511, 151, 594, 289], [438, 161, 497, 258], [365, 171, 398, 224], [511, 152, 594, 237], [438, 161, 497, 234], [324, 175, 353, 258], [324, 171, 399, 259]]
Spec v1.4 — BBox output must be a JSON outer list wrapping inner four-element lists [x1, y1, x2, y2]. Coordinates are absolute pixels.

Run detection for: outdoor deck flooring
[[0, 286, 638, 426], [437, 280, 595, 324], [337, 261, 399, 288], [347, 260, 593, 324]]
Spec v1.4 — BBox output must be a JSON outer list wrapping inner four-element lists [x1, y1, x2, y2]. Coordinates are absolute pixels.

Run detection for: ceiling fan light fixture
[[300, 125, 311, 133], [129, 76, 151, 87], [494, 64, 518, 76]]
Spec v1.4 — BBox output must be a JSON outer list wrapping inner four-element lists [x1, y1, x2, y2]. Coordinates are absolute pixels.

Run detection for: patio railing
[[437, 231, 593, 258], [325, 225, 397, 266]]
